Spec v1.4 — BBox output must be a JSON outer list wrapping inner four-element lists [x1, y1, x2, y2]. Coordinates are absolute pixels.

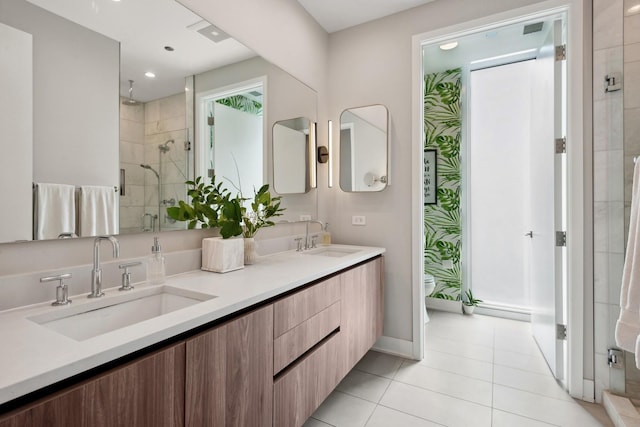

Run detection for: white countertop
[[0, 245, 384, 406]]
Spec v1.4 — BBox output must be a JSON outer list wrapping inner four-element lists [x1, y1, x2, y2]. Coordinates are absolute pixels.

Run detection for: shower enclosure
[[119, 77, 194, 234]]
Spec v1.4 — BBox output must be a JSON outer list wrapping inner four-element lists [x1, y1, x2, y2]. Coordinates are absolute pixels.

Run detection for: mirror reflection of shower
[[140, 164, 160, 231]]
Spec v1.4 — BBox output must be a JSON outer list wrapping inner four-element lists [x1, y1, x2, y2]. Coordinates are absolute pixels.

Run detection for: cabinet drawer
[[273, 332, 342, 427], [274, 301, 340, 375], [274, 276, 340, 338]]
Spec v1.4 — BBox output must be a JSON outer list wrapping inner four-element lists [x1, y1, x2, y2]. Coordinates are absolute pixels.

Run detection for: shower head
[[122, 80, 141, 106], [140, 164, 159, 179], [159, 139, 175, 153]]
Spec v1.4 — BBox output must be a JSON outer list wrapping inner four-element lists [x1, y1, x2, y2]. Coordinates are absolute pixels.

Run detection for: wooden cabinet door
[[0, 387, 85, 427], [84, 342, 186, 427], [340, 257, 384, 374], [185, 305, 273, 427]]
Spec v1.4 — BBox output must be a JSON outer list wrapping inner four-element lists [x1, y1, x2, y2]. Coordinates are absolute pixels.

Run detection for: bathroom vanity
[[0, 245, 384, 427]]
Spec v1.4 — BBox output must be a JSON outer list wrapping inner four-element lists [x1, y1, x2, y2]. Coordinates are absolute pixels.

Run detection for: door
[[529, 19, 566, 381]]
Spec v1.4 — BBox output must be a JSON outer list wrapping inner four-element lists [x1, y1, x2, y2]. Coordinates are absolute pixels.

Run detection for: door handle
[[524, 231, 533, 238]]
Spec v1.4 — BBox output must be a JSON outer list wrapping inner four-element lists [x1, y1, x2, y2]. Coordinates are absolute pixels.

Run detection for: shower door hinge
[[555, 231, 566, 247], [555, 137, 566, 154], [555, 44, 566, 61], [556, 323, 567, 340], [608, 348, 624, 368], [184, 140, 191, 151]]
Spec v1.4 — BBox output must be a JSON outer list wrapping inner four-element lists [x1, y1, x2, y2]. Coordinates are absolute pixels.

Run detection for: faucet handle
[[40, 273, 72, 306], [294, 237, 303, 252], [118, 261, 142, 291]]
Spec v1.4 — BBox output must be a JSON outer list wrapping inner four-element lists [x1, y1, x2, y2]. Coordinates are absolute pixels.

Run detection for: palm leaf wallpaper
[[215, 95, 263, 116], [424, 68, 462, 300]]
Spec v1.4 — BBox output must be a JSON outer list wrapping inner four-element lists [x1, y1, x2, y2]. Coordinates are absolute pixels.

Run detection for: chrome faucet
[[305, 220, 324, 250], [89, 235, 120, 298]]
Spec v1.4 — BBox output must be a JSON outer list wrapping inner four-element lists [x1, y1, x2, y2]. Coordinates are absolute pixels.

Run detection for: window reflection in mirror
[[339, 105, 389, 192], [272, 118, 314, 194]]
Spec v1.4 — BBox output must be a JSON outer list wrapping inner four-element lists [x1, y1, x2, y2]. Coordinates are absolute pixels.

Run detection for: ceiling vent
[[523, 22, 544, 35], [187, 20, 230, 43]]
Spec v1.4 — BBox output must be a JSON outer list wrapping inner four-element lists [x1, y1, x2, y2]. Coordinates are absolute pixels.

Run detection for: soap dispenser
[[147, 237, 166, 284], [321, 222, 331, 245]]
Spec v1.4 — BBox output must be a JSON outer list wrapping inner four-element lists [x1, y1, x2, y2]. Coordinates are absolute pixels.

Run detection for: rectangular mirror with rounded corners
[[0, 0, 317, 244], [339, 104, 389, 192], [273, 117, 315, 194]]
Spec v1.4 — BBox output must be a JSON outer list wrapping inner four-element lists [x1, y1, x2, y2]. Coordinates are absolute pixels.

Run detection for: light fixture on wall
[[309, 122, 317, 189], [439, 41, 458, 51], [145, 71, 156, 78], [328, 120, 333, 188]]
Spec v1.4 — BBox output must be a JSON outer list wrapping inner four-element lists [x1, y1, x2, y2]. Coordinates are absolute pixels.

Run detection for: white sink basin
[[28, 285, 215, 341], [304, 246, 360, 257]]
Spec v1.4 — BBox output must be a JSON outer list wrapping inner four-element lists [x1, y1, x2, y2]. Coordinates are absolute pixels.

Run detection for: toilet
[[424, 273, 436, 323]]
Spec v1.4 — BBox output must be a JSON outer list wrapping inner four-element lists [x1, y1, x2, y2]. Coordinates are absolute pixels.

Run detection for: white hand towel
[[34, 183, 76, 240], [616, 159, 640, 359], [78, 186, 118, 237]]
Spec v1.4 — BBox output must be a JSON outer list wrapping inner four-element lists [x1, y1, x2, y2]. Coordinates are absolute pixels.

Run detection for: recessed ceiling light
[[628, 4, 640, 14], [439, 41, 458, 51], [145, 71, 156, 78]]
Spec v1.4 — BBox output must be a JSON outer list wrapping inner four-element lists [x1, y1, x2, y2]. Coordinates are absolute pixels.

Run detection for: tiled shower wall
[[623, 0, 640, 397], [593, 0, 625, 401], [119, 99, 146, 234]]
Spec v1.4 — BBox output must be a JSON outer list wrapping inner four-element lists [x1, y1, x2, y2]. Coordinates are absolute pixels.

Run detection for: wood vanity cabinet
[[0, 256, 383, 427], [83, 341, 186, 427], [273, 256, 384, 427], [0, 387, 84, 427], [185, 305, 273, 427], [0, 342, 185, 427], [340, 257, 384, 374]]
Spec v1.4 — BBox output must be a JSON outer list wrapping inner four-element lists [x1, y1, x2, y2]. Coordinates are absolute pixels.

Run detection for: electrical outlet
[[352, 215, 366, 226], [299, 214, 311, 221]]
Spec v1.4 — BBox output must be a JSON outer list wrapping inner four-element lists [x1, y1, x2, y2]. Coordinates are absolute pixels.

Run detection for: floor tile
[[493, 384, 607, 426], [379, 381, 492, 427], [354, 351, 404, 379], [494, 328, 540, 355], [424, 334, 494, 363], [493, 364, 573, 401], [304, 418, 335, 427], [311, 391, 376, 427], [365, 406, 442, 427], [494, 348, 551, 375], [336, 370, 391, 403], [394, 361, 492, 406], [419, 349, 493, 382], [492, 409, 559, 426]]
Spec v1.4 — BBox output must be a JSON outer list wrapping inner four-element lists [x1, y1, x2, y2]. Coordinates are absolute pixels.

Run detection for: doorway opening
[[196, 80, 265, 199], [418, 9, 571, 387]]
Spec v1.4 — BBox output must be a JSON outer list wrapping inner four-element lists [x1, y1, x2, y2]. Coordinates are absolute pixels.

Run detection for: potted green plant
[[167, 176, 285, 267], [461, 289, 482, 315]]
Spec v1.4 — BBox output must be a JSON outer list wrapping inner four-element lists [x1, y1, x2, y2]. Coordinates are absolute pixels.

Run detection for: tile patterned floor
[[304, 310, 614, 427]]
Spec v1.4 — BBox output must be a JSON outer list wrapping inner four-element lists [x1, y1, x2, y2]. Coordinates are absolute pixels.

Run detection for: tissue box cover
[[202, 237, 244, 273]]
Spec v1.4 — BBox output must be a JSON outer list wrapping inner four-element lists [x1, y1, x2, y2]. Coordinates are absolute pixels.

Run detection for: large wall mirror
[[273, 117, 315, 195], [339, 105, 389, 192], [0, 0, 317, 244]]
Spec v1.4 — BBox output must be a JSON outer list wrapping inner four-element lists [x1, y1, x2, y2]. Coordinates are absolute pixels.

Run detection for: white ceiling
[[297, 0, 437, 33], [26, 0, 255, 102]]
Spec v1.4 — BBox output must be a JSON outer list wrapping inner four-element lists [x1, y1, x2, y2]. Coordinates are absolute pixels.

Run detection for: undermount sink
[[28, 285, 215, 341], [304, 246, 360, 257]]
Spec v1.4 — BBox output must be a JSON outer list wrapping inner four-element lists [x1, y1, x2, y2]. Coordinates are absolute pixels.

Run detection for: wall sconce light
[[317, 146, 329, 163], [328, 120, 333, 188], [309, 122, 317, 189]]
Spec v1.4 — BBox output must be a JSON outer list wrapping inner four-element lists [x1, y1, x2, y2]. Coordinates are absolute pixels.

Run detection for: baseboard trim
[[582, 379, 595, 402], [372, 335, 414, 359], [425, 297, 461, 313]]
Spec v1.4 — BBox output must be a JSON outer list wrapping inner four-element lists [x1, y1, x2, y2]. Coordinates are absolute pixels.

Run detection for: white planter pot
[[244, 237, 258, 265], [462, 304, 475, 315], [201, 237, 244, 273]]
